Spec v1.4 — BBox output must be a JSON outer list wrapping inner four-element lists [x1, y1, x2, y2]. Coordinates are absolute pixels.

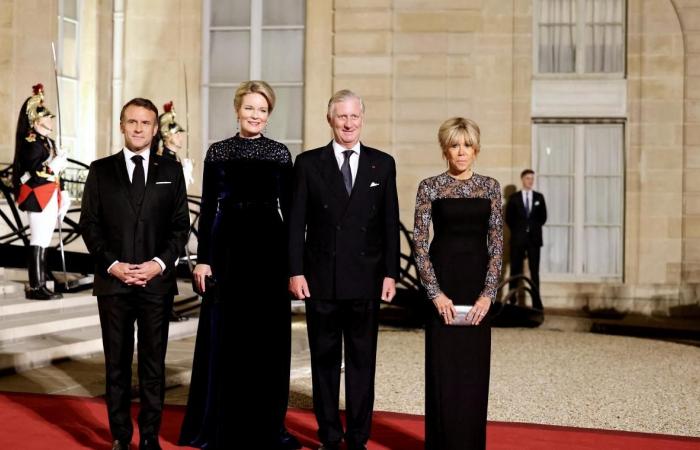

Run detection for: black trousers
[[97, 292, 173, 442], [509, 242, 541, 292], [305, 298, 379, 448]]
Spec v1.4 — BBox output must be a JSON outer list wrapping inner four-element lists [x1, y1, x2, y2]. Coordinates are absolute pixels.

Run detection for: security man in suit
[[288, 90, 400, 450], [505, 169, 547, 293], [80, 98, 190, 450]]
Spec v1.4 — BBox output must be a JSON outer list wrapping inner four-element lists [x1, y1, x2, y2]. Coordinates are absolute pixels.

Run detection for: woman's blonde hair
[[234, 80, 276, 113], [437, 117, 481, 156]]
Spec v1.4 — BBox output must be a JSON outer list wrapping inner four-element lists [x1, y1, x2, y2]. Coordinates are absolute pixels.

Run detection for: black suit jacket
[[79, 151, 190, 296], [505, 190, 547, 247], [288, 142, 400, 300]]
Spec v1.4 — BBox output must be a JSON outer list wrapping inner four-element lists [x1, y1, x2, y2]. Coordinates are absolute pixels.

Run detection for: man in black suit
[[288, 90, 399, 450], [505, 169, 547, 294], [80, 98, 190, 450]]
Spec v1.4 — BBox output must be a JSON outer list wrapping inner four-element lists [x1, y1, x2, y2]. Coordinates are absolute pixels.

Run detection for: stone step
[[0, 289, 95, 317], [0, 304, 101, 343], [0, 319, 199, 373], [0, 281, 21, 296]]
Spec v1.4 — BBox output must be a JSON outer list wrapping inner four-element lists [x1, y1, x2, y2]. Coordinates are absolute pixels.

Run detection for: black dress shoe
[[138, 437, 161, 450], [169, 310, 189, 322], [111, 440, 130, 450], [278, 427, 301, 449], [318, 444, 340, 450]]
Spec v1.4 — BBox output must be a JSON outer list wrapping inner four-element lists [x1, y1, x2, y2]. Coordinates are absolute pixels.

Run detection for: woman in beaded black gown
[[413, 117, 503, 450], [179, 81, 299, 449]]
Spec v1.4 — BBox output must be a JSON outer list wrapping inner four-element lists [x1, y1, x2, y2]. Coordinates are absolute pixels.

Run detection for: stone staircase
[[0, 267, 199, 374]]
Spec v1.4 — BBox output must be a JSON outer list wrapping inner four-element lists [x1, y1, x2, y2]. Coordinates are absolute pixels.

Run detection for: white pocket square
[[370, 182, 380, 187], [156, 181, 172, 185]]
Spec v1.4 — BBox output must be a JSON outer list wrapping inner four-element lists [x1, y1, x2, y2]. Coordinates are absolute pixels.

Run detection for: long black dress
[[413, 172, 503, 450], [179, 134, 293, 449]]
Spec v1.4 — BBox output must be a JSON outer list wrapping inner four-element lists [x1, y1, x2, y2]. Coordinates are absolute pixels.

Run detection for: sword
[[51, 42, 68, 284], [51, 43, 63, 152], [182, 63, 195, 275], [183, 63, 190, 159]]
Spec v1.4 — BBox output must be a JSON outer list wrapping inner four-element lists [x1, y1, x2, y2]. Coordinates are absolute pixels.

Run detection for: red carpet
[[0, 391, 698, 449]]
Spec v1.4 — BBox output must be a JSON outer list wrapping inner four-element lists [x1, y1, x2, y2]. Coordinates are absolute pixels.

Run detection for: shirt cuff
[[107, 260, 119, 275], [152, 257, 166, 274]]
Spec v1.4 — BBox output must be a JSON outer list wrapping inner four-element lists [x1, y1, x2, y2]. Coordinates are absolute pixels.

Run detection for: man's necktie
[[526, 193, 531, 217], [341, 150, 353, 195], [130, 154, 146, 204]]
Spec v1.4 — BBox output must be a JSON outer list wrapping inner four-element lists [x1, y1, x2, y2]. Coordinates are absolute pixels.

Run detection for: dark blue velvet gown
[[179, 134, 293, 449]]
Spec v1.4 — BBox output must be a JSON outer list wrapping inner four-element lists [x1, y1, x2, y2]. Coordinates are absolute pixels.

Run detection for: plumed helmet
[[26, 83, 55, 124], [159, 101, 186, 138]]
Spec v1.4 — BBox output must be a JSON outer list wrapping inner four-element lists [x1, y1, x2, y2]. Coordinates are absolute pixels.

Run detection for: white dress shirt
[[123, 147, 151, 183], [332, 140, 361, 186], [108, 147, 165, 275]]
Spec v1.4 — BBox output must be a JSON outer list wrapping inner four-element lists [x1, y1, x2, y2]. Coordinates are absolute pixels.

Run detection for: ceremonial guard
[[12, 83, 70, 300]]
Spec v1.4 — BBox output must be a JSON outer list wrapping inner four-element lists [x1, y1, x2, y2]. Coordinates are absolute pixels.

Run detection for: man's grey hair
[[327, 89, 365, 118]]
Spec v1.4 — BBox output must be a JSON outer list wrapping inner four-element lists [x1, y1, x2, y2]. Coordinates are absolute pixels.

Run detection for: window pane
[[584, 125, 622, 225], [263, 0, 305, 26], [261, 30, 304, 82], [61, 20, 78, 78], [537, 125, 574, 174], [537, 125, 575, 274], [583, 124, 623, 275], [542, 226, 573, 273], [583, 226, 621, 275], [208, 87, 236, 142], [209, 31, 250, 83], [584, 0, 624, 73], [265, 86, 303, 142], [59, 78, 77, 139], [211, 0, 250, 27], [538, 0, 576, 73], [63, 0, 78, 20]]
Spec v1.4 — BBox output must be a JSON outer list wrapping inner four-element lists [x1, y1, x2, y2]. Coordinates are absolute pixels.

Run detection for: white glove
[[182, 158, 195, 187], [48, 154, 69, 174]]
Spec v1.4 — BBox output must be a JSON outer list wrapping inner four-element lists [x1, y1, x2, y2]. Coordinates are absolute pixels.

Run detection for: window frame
[[56, 0, 81, 158], [532, 120, 625, 282], [532, 0, 627, 79], [201, 0, 305, 155]]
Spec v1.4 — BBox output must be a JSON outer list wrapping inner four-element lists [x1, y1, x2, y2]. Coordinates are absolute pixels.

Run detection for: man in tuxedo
[[505, 169, 547, 294], [80, 98, 190, 450], [288, 90, 399, 450]]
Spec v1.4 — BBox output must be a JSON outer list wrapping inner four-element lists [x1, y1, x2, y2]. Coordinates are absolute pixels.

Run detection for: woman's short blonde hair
[[437, 117, 481, 156], [234, 80, 276, 113]]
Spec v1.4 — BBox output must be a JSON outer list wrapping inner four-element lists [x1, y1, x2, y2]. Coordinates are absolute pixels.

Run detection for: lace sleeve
[[479, 177, 504, 301], [412, 179, 441, 300]]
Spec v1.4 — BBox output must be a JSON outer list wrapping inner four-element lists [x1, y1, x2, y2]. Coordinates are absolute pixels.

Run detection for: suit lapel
[[319, 143, 351, 205], [113, 151, 137, 215], [517, 190, 527, 216]]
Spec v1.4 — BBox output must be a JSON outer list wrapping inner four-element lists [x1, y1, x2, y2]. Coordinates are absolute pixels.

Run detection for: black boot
[[38, 246, 62, 299], [25, 246, 61, 300]]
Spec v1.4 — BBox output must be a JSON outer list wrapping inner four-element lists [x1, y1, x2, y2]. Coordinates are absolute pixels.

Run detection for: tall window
[[534, 123, 623, 278], [203, 0, 305, 155], [535, 0, 625, 75], [57, 0, 81, 158]]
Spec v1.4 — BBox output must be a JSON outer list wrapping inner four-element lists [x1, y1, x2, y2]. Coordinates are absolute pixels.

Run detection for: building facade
[[0, 0, 697, 314]]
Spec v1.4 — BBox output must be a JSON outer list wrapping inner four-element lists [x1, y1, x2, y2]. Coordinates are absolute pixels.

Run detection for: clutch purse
[[448, 305, 474, 326], [192, 275, 219, 303]]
